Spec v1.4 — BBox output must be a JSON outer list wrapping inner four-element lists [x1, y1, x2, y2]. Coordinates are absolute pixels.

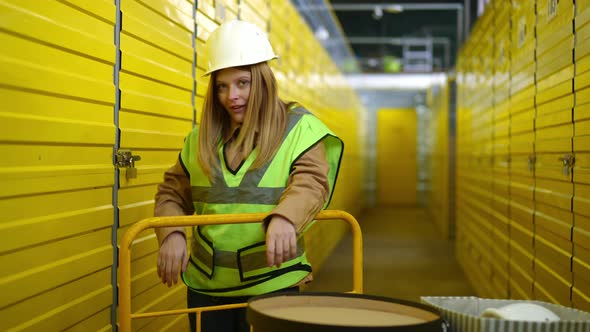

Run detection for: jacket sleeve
[[268, 140, 330, 233], [154, 156, 195, 245]]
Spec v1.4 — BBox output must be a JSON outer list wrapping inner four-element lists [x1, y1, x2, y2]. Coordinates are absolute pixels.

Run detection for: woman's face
[[215, 67, 251, 131]]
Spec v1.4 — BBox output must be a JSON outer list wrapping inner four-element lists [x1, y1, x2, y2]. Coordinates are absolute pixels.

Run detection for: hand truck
[[118, 210, 363, 332]]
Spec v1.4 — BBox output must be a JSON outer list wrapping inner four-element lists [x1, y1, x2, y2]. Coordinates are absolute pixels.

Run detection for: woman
[[154, 20, 343, 332]]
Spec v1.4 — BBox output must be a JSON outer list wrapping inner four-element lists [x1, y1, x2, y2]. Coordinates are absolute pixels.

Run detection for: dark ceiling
[[324, 0, 481, 73]]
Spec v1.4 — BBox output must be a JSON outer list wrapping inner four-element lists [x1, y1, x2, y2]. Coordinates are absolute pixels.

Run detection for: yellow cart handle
[[118, 210, 363, 332]]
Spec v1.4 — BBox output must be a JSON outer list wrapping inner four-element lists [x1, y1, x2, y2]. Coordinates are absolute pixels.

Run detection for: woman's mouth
[[231, 105, 245, 113]]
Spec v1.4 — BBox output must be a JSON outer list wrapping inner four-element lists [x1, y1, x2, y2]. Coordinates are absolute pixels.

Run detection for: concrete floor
[[305, 206, 475, 302]]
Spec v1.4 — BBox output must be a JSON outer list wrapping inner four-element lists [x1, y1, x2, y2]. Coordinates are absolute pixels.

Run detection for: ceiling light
[[345, 73, 448, 90], [372, 6, 383, 20], [384, 5, 404, 13], [315, 25, 330, 41]]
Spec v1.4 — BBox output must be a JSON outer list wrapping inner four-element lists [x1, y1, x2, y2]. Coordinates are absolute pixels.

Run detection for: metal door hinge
[[116, 149, 141, 179]]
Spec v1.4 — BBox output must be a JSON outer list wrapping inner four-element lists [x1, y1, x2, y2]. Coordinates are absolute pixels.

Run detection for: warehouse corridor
[[306, 207, 475, 302]]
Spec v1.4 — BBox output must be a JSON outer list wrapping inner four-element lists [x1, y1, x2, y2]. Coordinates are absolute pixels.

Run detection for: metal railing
[[118, 210, 363, 331]]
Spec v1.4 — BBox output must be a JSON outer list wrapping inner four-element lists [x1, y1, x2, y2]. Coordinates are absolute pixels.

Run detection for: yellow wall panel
[[534, 259, 572, 305], [0, 1, 115, 330], [574, 183, 590, 216], [196, 10, 218, 42], [577, 69, 590, 91], [198, 0, 217, 22], [1, 1, 368, 329], [0, 189, 113, 252], [511, 221, 534, 254], [239, 1, 267, 30], [575, 214, 590, 244], [535, 178, 573, 210], [578, 86, 590, 105], [376, 109, 417, 205], [143, 0, 194, 29], [575, 152, 590, 184], [510, 132, 534, 155], [511, 240, 535, 276], [537, 65, 574, 93], [512, 55, 534, 84], [119, 112, 189, 146], [63, 307, 112, 332], [535, 202, 573, 239], [573, 283, 590, 312], [121, 36, 193, 89], [510, 194, 535, 231], [536, 95, 573, 118], [537, 22, 573, 57], [141, 298, 190, 332], [131, 283, 186, 331], [1, 268, 111, 331], [536, 228, 572, 272], [1, 228, 112, 306], [576, 55, 590, 79], [456, 0, 581, 303], [510, 263, 534, 299], [130, 254, 170, 297], [118, 2, 194, 329], [121, 0, 193, 58], [119, 73, 193, 118], [510, 108, 534, 134], [0, 43, 113, 102], [510, 86, 535, 112], [536, 80, 573, 105], [0, 0, 114, 62], [535, 123, 573, 152], [512, 42, 535, 74], [160, 314, 190, 332]]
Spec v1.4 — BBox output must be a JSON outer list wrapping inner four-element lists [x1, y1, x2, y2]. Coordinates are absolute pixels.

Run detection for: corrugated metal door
[[0, 1, 116, 330], [491, 0, 511, 299], [426, 82, 450, 239], [573, 0, 590, 312], [116, 1, 195, 330], [533, 0, 574, 306], [508, 0, 536, 300]]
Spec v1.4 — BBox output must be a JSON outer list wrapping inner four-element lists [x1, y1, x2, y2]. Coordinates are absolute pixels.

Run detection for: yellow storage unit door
[[0, 1, 115, 330], [376, 109, 417, 205], [117, 1, 194, 331], [577, 1, 590, 87], [240, 0, 269, 32], [573, 214, 590, 311]]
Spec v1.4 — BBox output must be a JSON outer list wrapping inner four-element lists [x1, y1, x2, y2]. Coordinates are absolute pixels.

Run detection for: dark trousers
[[187, 287, 299, 332]]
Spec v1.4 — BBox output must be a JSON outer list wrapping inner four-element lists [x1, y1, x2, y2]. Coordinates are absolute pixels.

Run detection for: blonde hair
[[198, 62, 293, 181]]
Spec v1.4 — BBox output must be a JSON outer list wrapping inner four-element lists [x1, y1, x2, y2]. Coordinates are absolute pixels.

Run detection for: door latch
[[527, 154, 536, 172], [116, 149, 142, 179], [558, 154, 575, 177]]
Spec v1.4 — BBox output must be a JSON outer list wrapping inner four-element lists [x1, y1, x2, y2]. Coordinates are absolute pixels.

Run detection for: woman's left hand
[[265, 215, 297, 268]]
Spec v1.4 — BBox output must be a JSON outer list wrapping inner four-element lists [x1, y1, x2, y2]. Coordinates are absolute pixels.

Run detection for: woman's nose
[[228, 85, 240, 99]]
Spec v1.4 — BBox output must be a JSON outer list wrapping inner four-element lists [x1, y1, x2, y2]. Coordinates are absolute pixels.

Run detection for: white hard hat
[[205, 20, 278, 75]]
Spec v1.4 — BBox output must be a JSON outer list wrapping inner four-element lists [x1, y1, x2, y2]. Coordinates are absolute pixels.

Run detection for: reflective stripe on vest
[[191, 229, 306, 280], [190, 108, 303, 205], [180, 107, 343, 296]]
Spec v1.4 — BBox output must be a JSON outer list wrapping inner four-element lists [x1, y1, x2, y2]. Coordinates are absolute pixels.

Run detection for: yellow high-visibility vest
[[180, 107, 343, 296]]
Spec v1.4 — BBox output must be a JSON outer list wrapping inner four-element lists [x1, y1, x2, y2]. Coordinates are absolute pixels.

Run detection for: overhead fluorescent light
[[345, 73, 447, 90], [384, 5, 403, 13]]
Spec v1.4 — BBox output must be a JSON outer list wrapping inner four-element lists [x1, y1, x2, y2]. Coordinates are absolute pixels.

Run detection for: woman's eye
[[238, 80, 250, 87], [217, 84, 227, 92]]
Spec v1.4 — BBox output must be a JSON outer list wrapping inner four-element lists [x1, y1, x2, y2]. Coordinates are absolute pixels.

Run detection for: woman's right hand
[[157, 232, 189, 287]]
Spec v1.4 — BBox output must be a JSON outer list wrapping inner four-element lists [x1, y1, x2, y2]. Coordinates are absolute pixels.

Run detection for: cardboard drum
[[247, 292, 446, 332]]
